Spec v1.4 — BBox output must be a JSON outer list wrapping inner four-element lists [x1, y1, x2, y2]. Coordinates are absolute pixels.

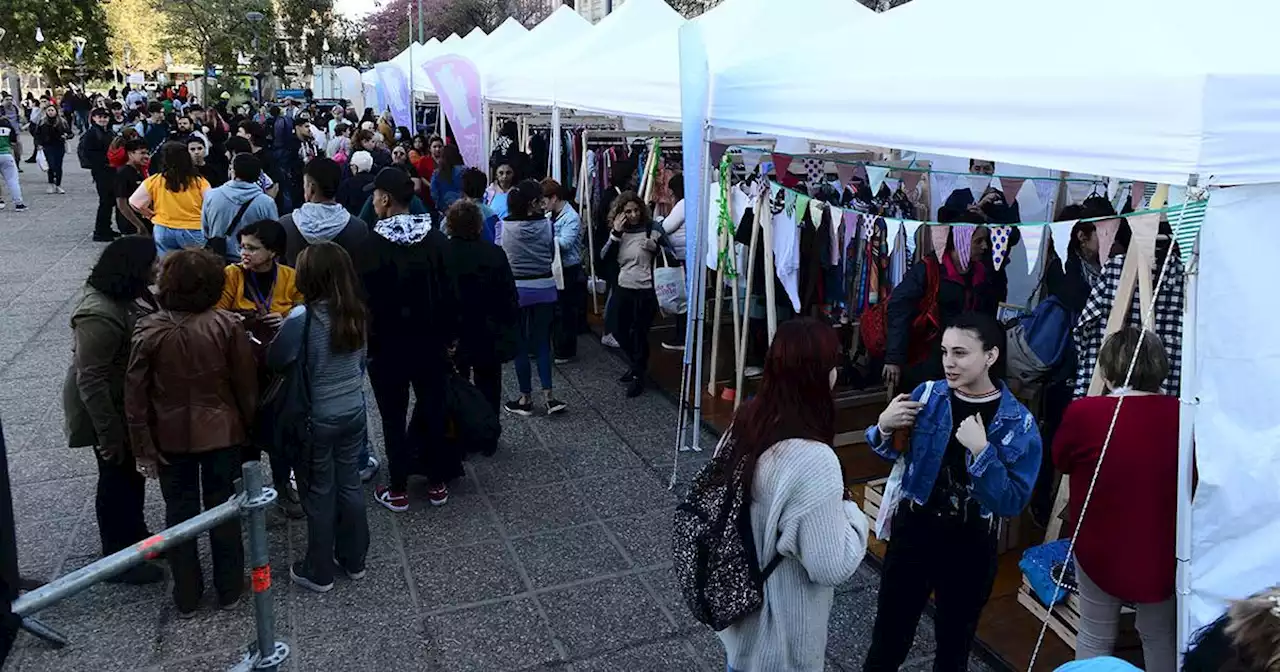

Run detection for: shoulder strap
[[217, 198, 256, 239], [761, 552, 786, 581]]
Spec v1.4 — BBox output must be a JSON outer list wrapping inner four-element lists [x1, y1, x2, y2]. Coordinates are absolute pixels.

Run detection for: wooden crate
[[861, 478, 1022, 553], [1017, 577, 1135, 650]]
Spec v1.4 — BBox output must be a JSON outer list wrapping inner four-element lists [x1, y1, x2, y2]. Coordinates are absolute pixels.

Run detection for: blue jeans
[[514, 302, 554, 395], [295, 407, 370, 584], [153, 225, 206, 258]]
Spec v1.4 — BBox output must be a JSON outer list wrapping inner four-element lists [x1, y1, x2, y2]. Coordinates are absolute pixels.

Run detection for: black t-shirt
[[115, 165, 145, 200], [200, 162, 226, 188], [925, 389, 1002, 515]]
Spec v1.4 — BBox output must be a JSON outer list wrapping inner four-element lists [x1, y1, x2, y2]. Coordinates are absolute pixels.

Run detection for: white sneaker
[[56, 186, 65, 194], [744, 366, 764, 378], [601, 334, 620, 349], [359, 455, 379, 483], [0, 200, 7, 210], [45, 185, 55, 194]]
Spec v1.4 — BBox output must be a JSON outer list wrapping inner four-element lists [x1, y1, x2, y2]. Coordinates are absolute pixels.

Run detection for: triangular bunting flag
[[883, 178, 900, 194], [783, 188, 797, 217], [843, 211, 860, 248], [853, 164, 868, 183], [999, 177, 1026, 203], [772, 153, 794, 180], [1033, 179, 1058, 210], [794, 193, 811, 221], [709, 142, 728, 167], [1022, 225, 1046, 276], [989, 226, 1014, 270], [1128, 213, 1161, 270], [809, 199, 825, 228], [931, 173, 958, 201], [885, 218, 903, 256], [929, 225, 951, 262], [903, 221, 923, 255], [866, 165, 890, 194], [965, 174, 992, 198], [1049, 221, 1076, 265], [951, 225, 976, 272], [836, 163, 857, 188], [741, 149, 763, 175], [902, 171, 922, 196], [768, 181, 782, 201], [1094, 218, 1121, 262], [1130, 181, 1147, 211]]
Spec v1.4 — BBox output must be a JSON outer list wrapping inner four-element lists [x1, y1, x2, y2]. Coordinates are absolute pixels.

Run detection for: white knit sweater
[[717, 439, 870, 672]]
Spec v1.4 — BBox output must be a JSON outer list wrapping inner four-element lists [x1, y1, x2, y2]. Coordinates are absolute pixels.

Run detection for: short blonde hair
[[1098, 327, 1169, 393]]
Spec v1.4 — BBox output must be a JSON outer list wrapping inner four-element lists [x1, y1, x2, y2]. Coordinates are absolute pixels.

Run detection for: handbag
[[206, 198, 256, 258], [445, 371, 501, 456], [35, 148, 47, 172], [653, 247, 688, 316], [264, 310, 314, 461], [874, 380, 933, 542], [550, 219, 565, 291]]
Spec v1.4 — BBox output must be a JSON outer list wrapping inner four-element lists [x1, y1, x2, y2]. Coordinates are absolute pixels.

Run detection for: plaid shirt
[[1072, 253, 1185, 398]]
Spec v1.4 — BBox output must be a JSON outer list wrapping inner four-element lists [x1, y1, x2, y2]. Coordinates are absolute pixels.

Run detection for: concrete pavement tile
[[496, 412, 539, 452], [826, 584, 936, 664], [156, 587, 289, 662], [604, 509, 674, 569], [14, 597, 161, 672], [422, 598, 560, 671], [290, 556, 412, 636], [574, 637, 702, 672], [685, 628, 726, 671], [836, 563, 880, 595], [14, 517, 76, 581], [510, 524, 629, 589], [639, 566, 702, 631], [295, 624, 430, 670], [398, 492, 502, 556], [571, 469, 676, 521], [488, 482, 595, 537], [409, 540, 525, 610], [470, 448, 570, 494], [532, 416, 630, 450], [10, 475, 92, 523], [538, 575, 676, 659], [545, 438, 646, 480], [0, 388, 57, 426], [8, 447, 97, 485], [2, 422, 38, 452]]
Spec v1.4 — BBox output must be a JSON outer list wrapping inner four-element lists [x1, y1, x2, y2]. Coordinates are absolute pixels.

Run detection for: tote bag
[[35, 148, 47, 172], [549, 220, 565, 290], [653, 248, 688, 316], [874, 380, 933, 542]]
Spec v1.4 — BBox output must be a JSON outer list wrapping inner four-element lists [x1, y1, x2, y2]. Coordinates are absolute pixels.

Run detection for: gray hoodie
[[201, 179, 279, 261], [280, 202, 368, 266]]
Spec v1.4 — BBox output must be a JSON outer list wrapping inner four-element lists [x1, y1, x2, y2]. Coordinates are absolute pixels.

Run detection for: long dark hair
[[438, 142, 464, 177], [722, 318, 840, 491], [295, 242, 367, 353], [159, 141, 201, 192], [505, 179, 543, 221], [86, 235, 157, 302]]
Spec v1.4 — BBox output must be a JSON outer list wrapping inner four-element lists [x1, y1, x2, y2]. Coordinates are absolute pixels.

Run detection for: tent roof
[[485, 5, 591, 104], [704, 0, 1280, 184]]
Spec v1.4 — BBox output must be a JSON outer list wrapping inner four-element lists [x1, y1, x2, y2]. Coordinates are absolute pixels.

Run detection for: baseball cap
[[365, 166, 415, 203], [350, 150, 373, 173], [91, 107, 110, 118]]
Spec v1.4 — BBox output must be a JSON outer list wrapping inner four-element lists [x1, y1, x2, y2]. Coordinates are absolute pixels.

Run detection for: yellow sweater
[[218, 264, 304, 315]]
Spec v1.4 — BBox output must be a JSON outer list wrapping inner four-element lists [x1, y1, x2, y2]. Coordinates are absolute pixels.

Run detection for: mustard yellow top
[[143, 173, 210, 231], [217, 264, 304, 316]]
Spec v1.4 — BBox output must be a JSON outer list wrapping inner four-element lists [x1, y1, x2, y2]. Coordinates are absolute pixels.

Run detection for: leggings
[[1074, 558, 1177, 671], [43, 144, 65, 186]]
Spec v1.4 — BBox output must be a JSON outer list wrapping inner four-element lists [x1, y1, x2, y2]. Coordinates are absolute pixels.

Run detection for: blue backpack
[[1006, 296, 1073, 383]]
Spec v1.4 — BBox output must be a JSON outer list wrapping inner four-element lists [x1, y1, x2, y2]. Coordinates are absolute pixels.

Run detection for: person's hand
[[956, 414, 988, 455], [95, 441, 124, 465], [136, 459, 159, 480], [260, 312, 283, 331], [877, 393, 923, 433], [881, 364, 901, 390], [612, 213, 627, 234]]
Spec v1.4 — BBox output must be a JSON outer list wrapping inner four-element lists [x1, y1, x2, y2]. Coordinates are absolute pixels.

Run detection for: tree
[[152, 0, 271, 81], [0, 0, 110, 81], [669, 0, 911, 17], [105, 0, 166, 75]]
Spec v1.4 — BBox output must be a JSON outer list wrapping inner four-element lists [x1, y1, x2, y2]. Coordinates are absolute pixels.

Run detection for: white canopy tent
[[679, 0, 1280, 657], [484, 5, 591, 106]]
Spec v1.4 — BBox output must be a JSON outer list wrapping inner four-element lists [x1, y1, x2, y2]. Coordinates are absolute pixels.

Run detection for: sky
[[334, 0, 378, 19]]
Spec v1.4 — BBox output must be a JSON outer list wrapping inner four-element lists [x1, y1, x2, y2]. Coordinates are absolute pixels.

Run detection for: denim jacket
[[865, 381, 1042, 518]]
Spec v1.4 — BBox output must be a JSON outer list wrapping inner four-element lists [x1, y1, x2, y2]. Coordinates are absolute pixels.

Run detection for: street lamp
[[71, 35, 87, 88], [246, 10, 265, 102]]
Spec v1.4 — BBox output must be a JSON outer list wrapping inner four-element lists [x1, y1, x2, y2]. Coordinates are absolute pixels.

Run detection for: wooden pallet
[[861, 478, 1022, 553], [1017, 577, 1135, 649]]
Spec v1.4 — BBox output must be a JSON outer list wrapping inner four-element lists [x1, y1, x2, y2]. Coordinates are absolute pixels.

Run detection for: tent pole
[[551, 105, 562, 182], [1175, 176, 1201, 668], [735, 195, 762, 409], [689, 126, 715, 453]]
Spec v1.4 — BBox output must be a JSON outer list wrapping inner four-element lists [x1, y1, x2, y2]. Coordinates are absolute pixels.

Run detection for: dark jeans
[[91, 168, 116, 237], [156, 448, 244, 612], [864, 504, 999, 672], [553, 265, 587, 359], [295, 408, 370, 585], [368, 354, 458, 491], [456, 352, 502, 417], [514, 302, 554, 395], [74, 111, 88, 134], [240, 442, 294, 495], [615, 286, 658, 376], [43, 144, 64, 186], [93, 449, 150, 555]]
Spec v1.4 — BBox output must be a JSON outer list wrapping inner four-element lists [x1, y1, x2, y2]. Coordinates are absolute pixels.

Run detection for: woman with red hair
[[716, 317, 870, 672]]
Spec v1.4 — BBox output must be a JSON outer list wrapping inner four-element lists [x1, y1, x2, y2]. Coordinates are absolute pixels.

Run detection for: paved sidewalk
[[0, 148, 968, 671]]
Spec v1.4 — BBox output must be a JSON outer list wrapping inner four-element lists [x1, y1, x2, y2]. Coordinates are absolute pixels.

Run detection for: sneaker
[[427, 483, 449, 507], [546, 398, 568, 415], [106, 562, 164, 585], [359, 455, 380, 483], [290, 562, 334, 593], [92, 232, 118, 242], [0, 199, 6, 209], [45, 185, 55, 194], [601, 334, 620, 348], [335, 559, 367, 581], [55, 186, 65, 194], [626, 379, 645, 398], [618, 371, 637, 384], [661, 341, 686, 351], [503, 399, 533, 417], [12, 204, 25, 213], [176, 607, 200, 620], [553, 357, 573, 365], [218, 594, 243, 611], [375, 486, 409, 512], [744, 366, 764, 379]]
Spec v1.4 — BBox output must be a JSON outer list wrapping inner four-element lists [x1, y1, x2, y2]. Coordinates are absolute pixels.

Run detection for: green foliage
[[151, 0, 272, 74], [0, 0, 110, 79]]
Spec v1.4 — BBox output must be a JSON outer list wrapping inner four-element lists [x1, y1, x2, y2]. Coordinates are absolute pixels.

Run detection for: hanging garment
[[771, 208, 802, 313], [1072, 252, 1185, 398]]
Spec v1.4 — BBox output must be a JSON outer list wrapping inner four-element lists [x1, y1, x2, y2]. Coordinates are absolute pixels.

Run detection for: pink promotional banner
[[423, 55, 484, 171]]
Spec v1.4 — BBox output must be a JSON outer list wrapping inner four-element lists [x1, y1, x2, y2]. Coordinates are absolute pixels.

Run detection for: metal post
[[417, 0, 425, 45], [1174, 177, 1201, 668], [688, 124, 715, 453], [237, 461, 287, 671], [551, 106, 562, 182]]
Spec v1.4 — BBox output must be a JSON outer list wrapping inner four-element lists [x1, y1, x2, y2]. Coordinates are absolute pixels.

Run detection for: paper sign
[[421, 55, 484, 169]]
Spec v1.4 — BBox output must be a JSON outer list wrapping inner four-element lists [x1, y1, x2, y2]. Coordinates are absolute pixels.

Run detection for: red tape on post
[[251, 566, 272, 593], [137, 534, 165, 560]]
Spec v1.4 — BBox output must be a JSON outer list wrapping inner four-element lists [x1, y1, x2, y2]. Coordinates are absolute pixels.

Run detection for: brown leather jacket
[[125, 308, 258, 460]]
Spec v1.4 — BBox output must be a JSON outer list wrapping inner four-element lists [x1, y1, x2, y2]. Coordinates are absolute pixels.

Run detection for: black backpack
[[77, 133, 92, 169], [672, 439, 783, 631]]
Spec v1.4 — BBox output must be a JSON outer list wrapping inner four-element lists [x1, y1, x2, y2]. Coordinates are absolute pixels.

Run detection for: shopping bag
[[550, 220, 565, 290], [35, 149, 47, 172], [653, 248, 687, 316], [873, 380, 932, 542]]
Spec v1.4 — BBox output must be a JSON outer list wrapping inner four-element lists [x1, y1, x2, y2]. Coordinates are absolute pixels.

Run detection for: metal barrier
[[10, 461, 290, 671]]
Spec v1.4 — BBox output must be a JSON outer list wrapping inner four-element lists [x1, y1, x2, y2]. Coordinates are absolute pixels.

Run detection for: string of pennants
[[763, 179, 1207, 275]]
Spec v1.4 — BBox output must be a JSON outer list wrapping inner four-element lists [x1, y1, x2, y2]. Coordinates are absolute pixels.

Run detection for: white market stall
[[679, 0, 1280, 660]]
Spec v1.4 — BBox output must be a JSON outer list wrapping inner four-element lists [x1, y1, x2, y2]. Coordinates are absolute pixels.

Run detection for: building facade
[[575, 0, 625, 23]]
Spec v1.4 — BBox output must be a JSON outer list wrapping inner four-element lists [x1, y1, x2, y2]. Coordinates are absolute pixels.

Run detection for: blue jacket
[[430, 165, 465, 213], [552, 204, 582, 268], [866, 381, 1041, 518]]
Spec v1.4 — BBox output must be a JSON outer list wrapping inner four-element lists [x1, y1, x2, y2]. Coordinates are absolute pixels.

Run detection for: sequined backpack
[[672, 438, 783, 631]]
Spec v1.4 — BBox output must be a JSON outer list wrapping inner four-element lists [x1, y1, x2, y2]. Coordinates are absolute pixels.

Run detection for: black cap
[[365, 166, 415, 202], [91, 107, 110, 118]]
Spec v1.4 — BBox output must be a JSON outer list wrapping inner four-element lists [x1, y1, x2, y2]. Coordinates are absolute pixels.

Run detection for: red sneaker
[[427, 483, 449, 507], [375, 486, 409, 512]]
